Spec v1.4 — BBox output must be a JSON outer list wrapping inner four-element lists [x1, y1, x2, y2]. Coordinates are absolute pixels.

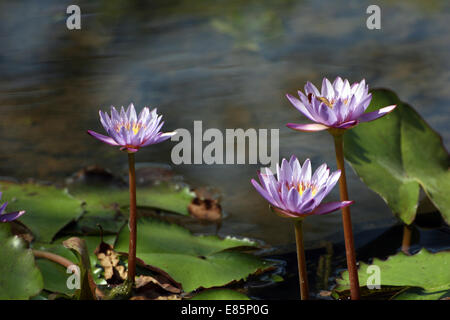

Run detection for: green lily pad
[[35, 259, 76, 295], [190, 289, 250, 300], [114, 219, 270, 292], [115, 218, 257, 256], [344, 89, 450, 225], [137, 183, 196, 216], [0, 223, 43, 299], [33, 242, 76, 295], [69, 181, 195, 218], [135, 251, 269, 293], [0, 181, 84, 242], [334, 249, 450, 300], [393, 287, 450, 300]]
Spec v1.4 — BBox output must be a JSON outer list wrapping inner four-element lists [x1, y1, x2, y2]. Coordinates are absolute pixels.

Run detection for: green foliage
[[0, 224, 43, 299], [69, 180, 195, 216], [334, 249, 450, 300], [33, 242, 78, 295], [0, 181, 83, 242], [190, 289, 250, 300], [344, 89, 450, 225], [114, 218, 271, 292]]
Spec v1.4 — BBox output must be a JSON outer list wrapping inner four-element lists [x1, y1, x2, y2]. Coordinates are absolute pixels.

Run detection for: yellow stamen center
[[297, 183, 317, 196], [115, 122, 145, 135], [317, 96, 334, 108], [316, 96, 349, 109]]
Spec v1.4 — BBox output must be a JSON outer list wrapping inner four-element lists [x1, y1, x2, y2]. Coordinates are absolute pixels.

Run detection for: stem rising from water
[[294, 219, 309, 300], [333, 133, 360, 300], [127, 152, 137, 283]]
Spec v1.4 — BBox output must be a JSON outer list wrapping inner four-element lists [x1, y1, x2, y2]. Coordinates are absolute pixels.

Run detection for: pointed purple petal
[[335, 120, 358, 129], [300, 159, 312, 184], [354, 79, 366, 101], [141, 131, 176, 147], [304, 81, 320, 96], [258, 169, 283, 207], [99, 110, 112, 132], [311, 164, 328, 185], [341, 79, 351, 99], [358, 105, 397, 123], [333, 77, 344, 93], [321, 78, 334, 99], [291, 157, 302, 183], [0, 201, 7, 215], [280, 158, 292, 183], [87, 130, 120, 146], [349, 93, 372, 119], [251, 179, 276, 206], [288, 155, 297, 167], [325, 170, 341, 193], [127, 103, 137, 124], [0, 210, 26, 222], [286, 123, 329, 132], [286, 94, 316, 121], [270, 206, 301, 218], [110, 106, 121, 123], [312, 201, 353, 216]]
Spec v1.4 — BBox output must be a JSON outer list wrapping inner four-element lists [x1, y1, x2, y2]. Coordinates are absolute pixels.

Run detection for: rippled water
[[0, 0, 449, 246]]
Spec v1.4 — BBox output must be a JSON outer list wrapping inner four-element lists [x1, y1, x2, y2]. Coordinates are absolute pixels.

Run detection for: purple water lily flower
[[0, 192, 26, 223], [87, 104, 176, 153], [286, 77, 396, 132], [251, 156, 353, 218]]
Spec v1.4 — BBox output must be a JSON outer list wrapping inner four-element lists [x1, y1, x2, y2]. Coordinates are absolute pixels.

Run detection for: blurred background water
[[0, 0, 448, 246]]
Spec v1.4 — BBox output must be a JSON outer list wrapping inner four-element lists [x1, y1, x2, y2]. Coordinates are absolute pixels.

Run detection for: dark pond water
[[1, 0, 449, 247]]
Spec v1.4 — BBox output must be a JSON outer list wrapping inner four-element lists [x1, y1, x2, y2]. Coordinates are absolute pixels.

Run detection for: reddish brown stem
[[401, 224, 412, 255], [32, 250, 74, 268], [333, 133, 360, 300], [294, 219, 309, 300], [127, 152, 137, 283]]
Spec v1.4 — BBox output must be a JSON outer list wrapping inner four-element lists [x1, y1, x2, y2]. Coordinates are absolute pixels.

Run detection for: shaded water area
[[1, 0, 449, 251]]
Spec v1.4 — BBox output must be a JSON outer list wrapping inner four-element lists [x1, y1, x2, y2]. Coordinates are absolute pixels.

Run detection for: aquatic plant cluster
[[85, 76, 395, 299], [1, 76, 449, 301], [251, 77, 396, 300]]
